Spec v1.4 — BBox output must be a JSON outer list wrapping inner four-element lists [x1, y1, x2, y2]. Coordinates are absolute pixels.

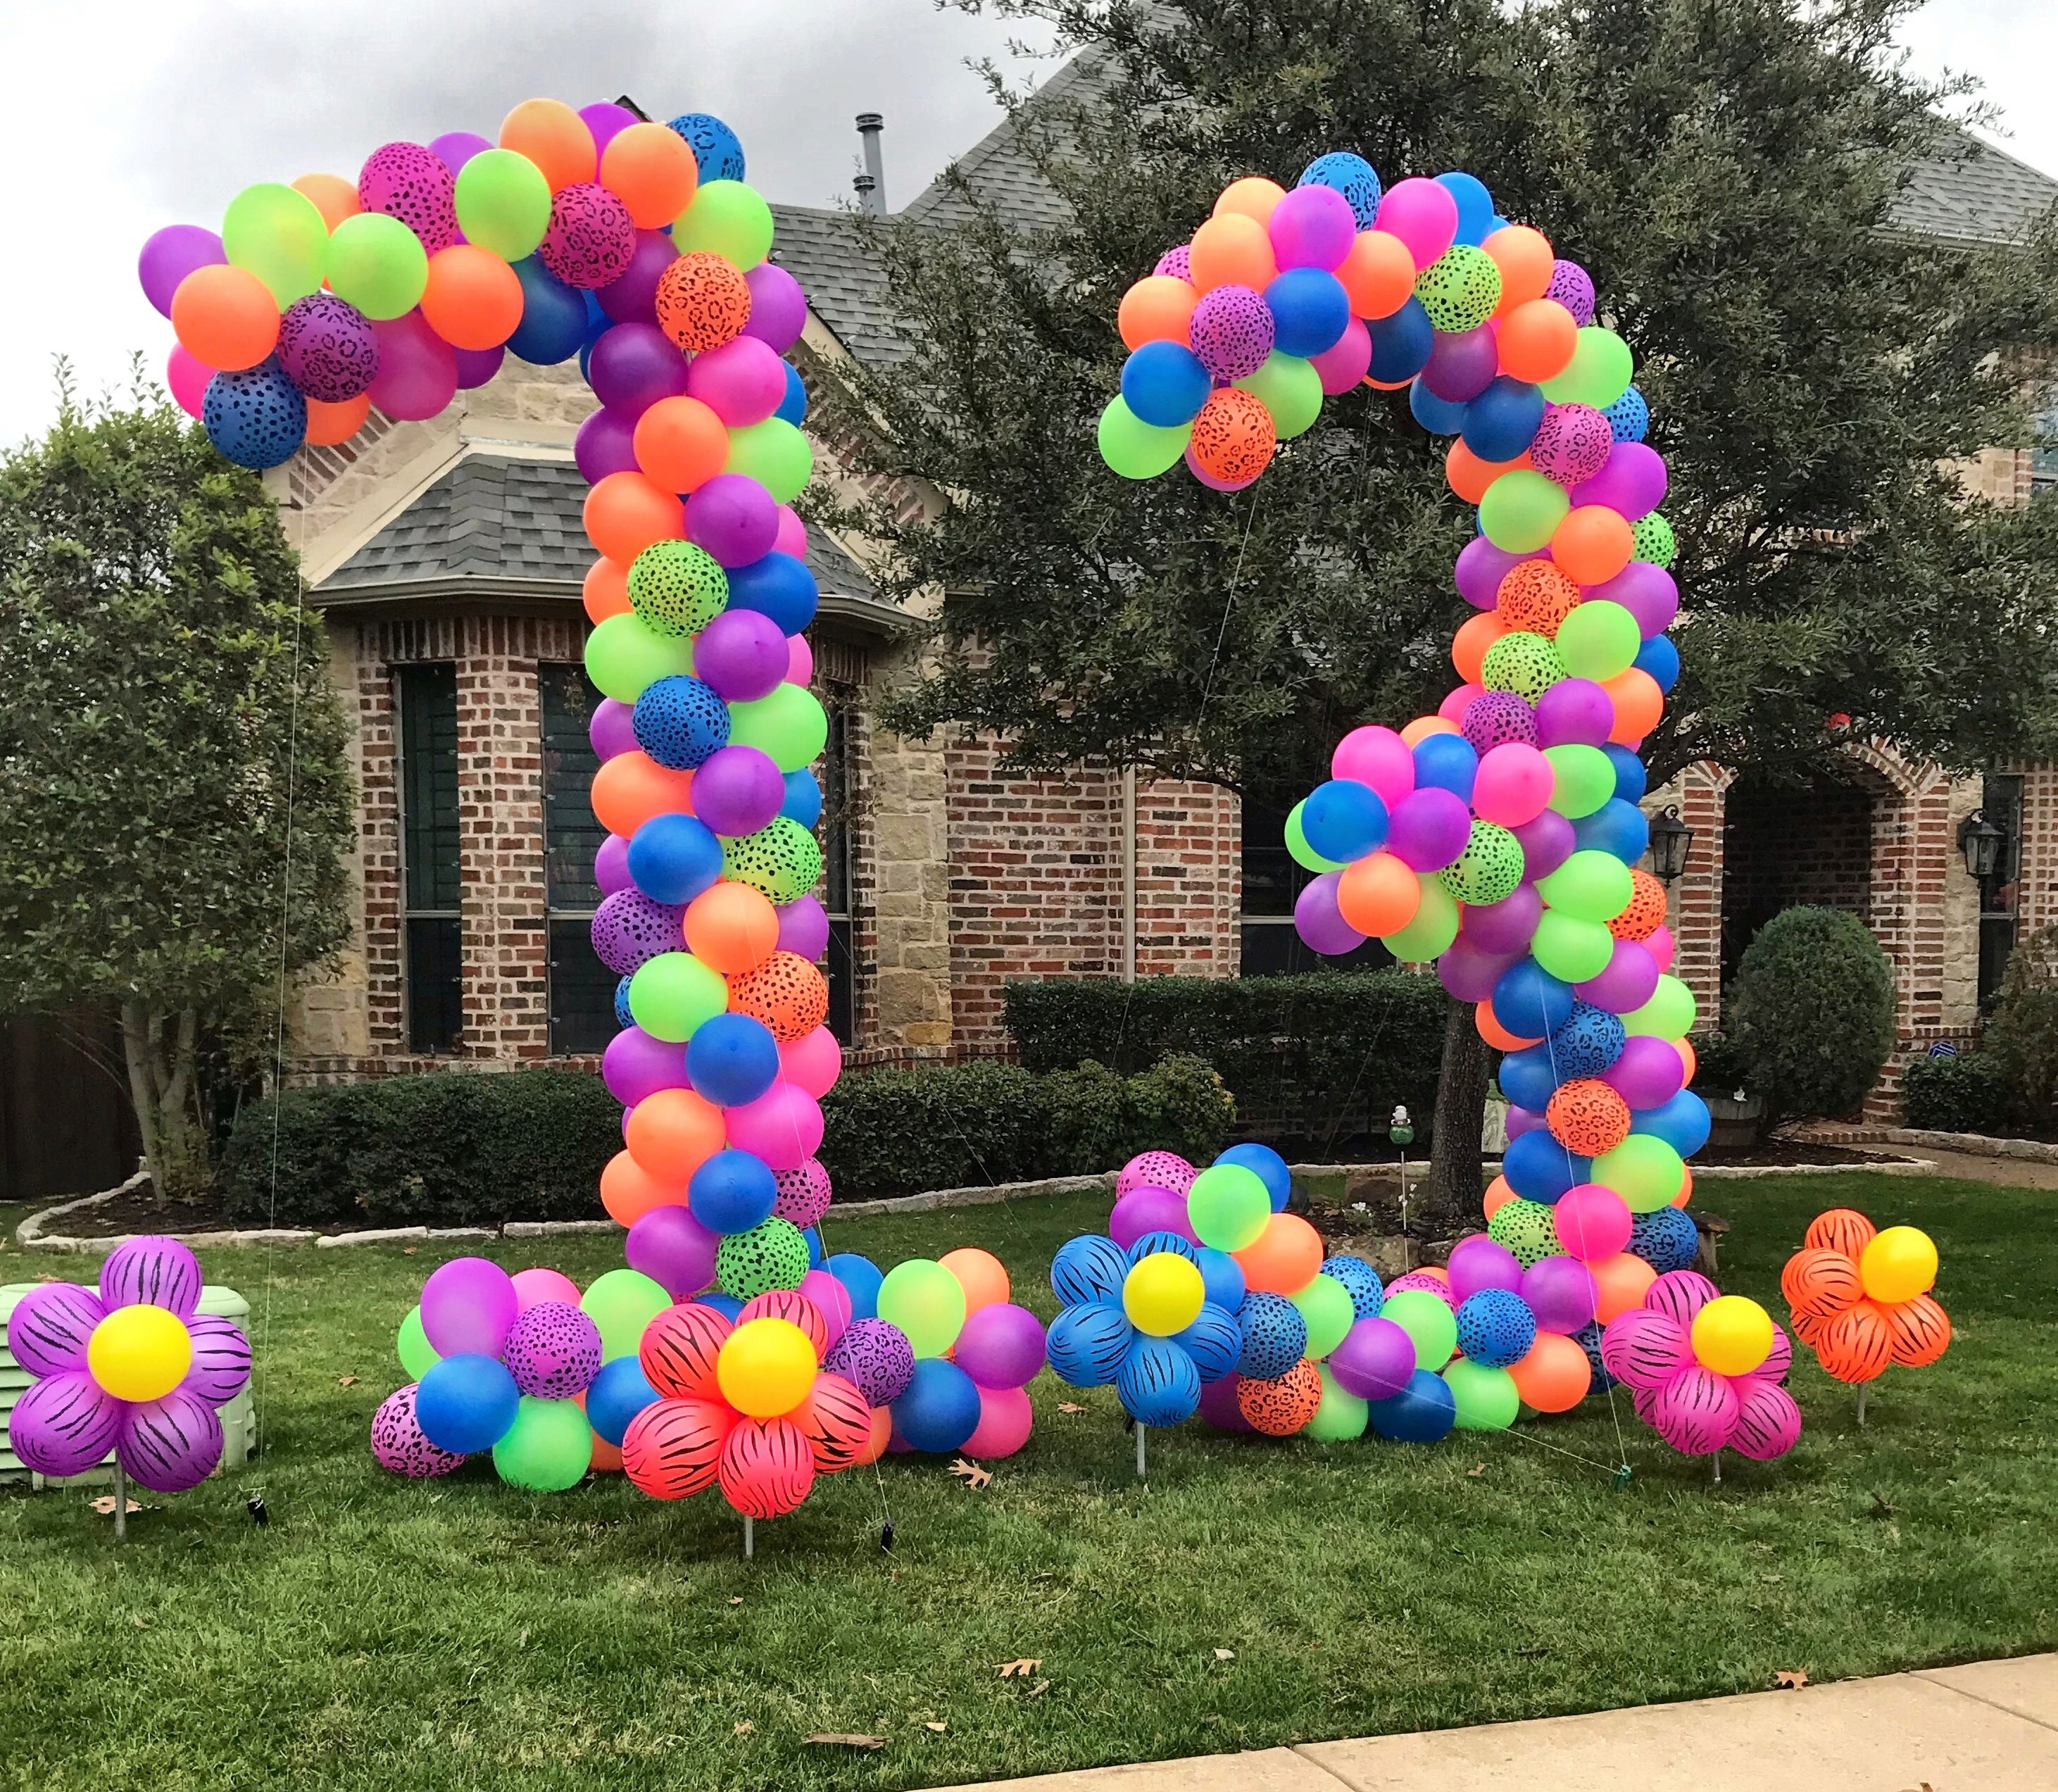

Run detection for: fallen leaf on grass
[[90, 1497, 141, 1517], [401, 1247, 417, 1256], [130, 1615, 150, 1629], [1466, 1462, 1486, 1477], [337, 1375, 358, 1388], [733, 1722, 753, 1736], [1774, 1669, 1809, 1690], [922, 1721, 947, 1733], [728, 1598, 744, 1607], [1057, 1402, 1088, 1415], [996, 1658, 1042, 1679], [948, 1458, 991, 1491], [1028, 1680, 1051, 1698], [1212, 1648, 1235, 1661], [805, 1734, 886, 1750]]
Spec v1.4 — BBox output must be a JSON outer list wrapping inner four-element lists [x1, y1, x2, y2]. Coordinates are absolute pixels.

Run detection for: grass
[[2, 1172, 2054, 1792]]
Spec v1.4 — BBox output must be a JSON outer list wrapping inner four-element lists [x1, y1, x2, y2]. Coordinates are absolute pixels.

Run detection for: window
[[541, 663, 617, 1055], [2033, 387, 2058, 503], [397, 663, 462, 1053], [820, 703, 855, 1044], [1978, 772, 2022, 1008], [1238, 798, 1392, 976]]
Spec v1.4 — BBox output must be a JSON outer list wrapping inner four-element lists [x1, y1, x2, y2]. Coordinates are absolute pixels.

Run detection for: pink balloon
[[1553, 1183, 1633, 1262], [1439, 682, 1483, 723], [1728, 1377, 1802, 1461], [511, 1267, 583, 1313], [779, 1026, 842, 1098], [1269, 182, 1357, 270], [1651, 1365, 1738, 1455], [1472, 741, 1553, 827], [368, 311, 457, 422], [1310, 316, 1371, 393], [1385, 1270, 1456, 1309], [1110, 1185, 1196, 1251], [1599, 1305, 1690, 1391], [1645, 923, 1676, 972], [1374, 178, 1460, 270], [167, 346, 211, 418], [785, 632, 813, 687], [722, 1083, 824, 1172], [1331, 725, 1415, 806], [684, 334, 788, 427], [773, 503, 808, 560], [962, 1383, 1034, 1458], [798, 1270, 852, 1349]]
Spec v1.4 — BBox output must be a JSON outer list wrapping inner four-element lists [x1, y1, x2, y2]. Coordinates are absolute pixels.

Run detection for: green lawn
[[3, 1172, 2053, 1792]]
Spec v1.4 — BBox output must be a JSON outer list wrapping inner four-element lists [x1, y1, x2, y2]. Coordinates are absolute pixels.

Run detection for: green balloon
[[1554, 599, 1640, 681], [1234, 351, 1323, 439], [1187, 1163, 1270, 1251], [324, 212, 428, 321], [1386, 872, 1460, 960], [1290, 1272, 1357, 1360], [1487, 1196, 1560, 1267], [222, 182, 329, 307], [1381, 1288, 1457, 1372], [1633, 513, 1676, 568], [1443, 1359, 1519, 1431], [585, 613, 694, 703], [674, 180, 775, 267], [1624, 972, 1696, 1041], [491, 1395, 594, 1491], [1592, 1135, 1686, 1213], [1543, 744, 1615, 819], [627, 951, 729, 1043], [454, 149, 553, 261], [1098, 396, 1189, 479], [1482, 631, 1566, 703], [396, 1305, 439, 1381], [877, 1258, 967, 1358], [1414, 244, 1502, 334], [1531, 909, 1617, 982], [1285, 801, 1344, 873], [1305, 1366, 1370, 1441], [728, 683, 827, 773], [579, 1269, 671, 1362], [629, 540, 729, 637], [1478, 469, 1570, 553], [716, 1217, 811, 1301], [722, 817, 823, 903], [1541, 327, 1635, 409], [1440, 821, 1526, 906], [1538, 849, 1635, 923], [723, 418, 812, 504]]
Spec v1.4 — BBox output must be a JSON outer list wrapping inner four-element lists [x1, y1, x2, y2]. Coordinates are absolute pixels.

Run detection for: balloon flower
[[7, 1237, 250, 1496], [1600, 1270, 1800, 1471], [1781, 1208, 1947, 1421]]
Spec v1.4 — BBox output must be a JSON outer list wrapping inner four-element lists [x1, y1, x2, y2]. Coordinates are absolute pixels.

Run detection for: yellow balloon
[[715, 1317, 817, 1419], [1689, 1294, 1774, 1377], [1122, 1252, 1205, 1339], [1860, 1226, 1938, 1304], [87, 1305, 192, 1403]]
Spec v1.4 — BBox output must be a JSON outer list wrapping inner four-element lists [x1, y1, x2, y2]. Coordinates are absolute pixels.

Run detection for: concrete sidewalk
[[960, 1654, 2058, 1791]]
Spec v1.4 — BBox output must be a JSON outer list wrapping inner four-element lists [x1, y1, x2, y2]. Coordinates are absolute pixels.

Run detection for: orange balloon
[[1816, 1298, 1893, 1384], [1476, 1003, 1541, 1053], [683, 881, 779, 975], [1671, 1166, 1694, 1210], [170, 263, 280, 372], [601, 120, 701, 227], [1484, 224, 1554, 317], [1590, 1251, 1657, 1323], [626, 1087, 727, 1184], [1509, 1332, 1590, 1413], [1551, 506, 1635, 586], [1446, 439, 1531, 505], [590, 751, 697, 837], [584, 471, 684, 564], [940, 1248, 1010, 1314], [729, 951, 831, 1041], [1233, 1211, 1324, 1296], [1781, 1246, 1864, 1321], [1496, 560, 1581, 637], [583, 556, 632, 623], [1609, 867, 1669, 941], [852, 1402, 893, 1466], [589, 1433, 625, 1473], [500, 98, 596, 192], [304, 394, 370, 446], [1602, 668, 1664, 744], [1452, 610, 1510, 683], [1481, 1174, 1517, 1220], [1364, 375, 1414, 393], [1337, 851, 1421, 937], [1805, 1208, 1877, 1260], [600, 1150, 688, 1227], [1883, 1293, 1951, 1368], [632, 395, 730, 494], [1547, 1079, 1633, 1156], [1213, 175, 1286, 223], [1674, 1037, 1698, 1086], [1400, 715, 1458, 746], [1188, 387, 1276, 485], [292, 173, 361, 230], [1117, 274, 1198, 349], [1188, 211, 1277, 292], [1497, 298, 1578, 383], [420, 244, 525, 351], [1336, 228, 1416, 320]]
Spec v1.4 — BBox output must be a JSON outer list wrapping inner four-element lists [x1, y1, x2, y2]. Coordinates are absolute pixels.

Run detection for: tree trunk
[[1422, 995, 1493, 1241], [118, 1002, 209, 1201]]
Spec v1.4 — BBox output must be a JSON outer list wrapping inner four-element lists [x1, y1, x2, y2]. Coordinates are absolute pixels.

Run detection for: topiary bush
[[1727, 906, 1896, 1120], [1900, 1051, 2019, 1136]]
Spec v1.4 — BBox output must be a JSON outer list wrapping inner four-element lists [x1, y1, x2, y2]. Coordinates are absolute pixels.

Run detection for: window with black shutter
[[540, 663, 617, 1054], [397, 663, 462, 1052]]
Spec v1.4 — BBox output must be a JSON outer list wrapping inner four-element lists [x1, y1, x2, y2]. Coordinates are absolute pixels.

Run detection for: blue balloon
[[775, 361, 808, 425], [1121, 339, 1212, 427], [1236, 1291, 1308, 1381], [1264, 268, 1350, 357], [1118, 1334, 1203, 1425], [825, 1251, 884, 1320], [632, 675, 731, 770], [1046, 1302, 1134, 1387], [1455, 1289, 1538, 1368], [1602, 744, 1649, 804], [1174, 1303, 1243, 1384], [688, 1148, 779, 1234], [1436, 171, 1496, 246], [1409, 376, 1470, 437], [1052, 1234, 1130, 1308], [1127, 1229, 1200, 1267], [667, 112, 746, 182], [1550, 1001, 1627, 1077], [1573, 1318, 1617, 1392], [586, 1355, 659, 1446], [1603, 384, 1649, 443], [613, 976, 635, 1029], [891, 1358, 983, 1453], [724, 551, 819, 634], [1367, 297, 1434, 384], [1215, 1141, 1291, 1212], [1501, 1126, 1588, 1205], [1413, 732, 1479, 801], [1321, 1255, 1384, 1319], [779, 768, 822, 827], [1573, 797, 1650, 865], [803, 1227, 822, 1269], [415, 1354, 520, 1454], [627, 813, 724, 906], [698, 1290, 744, 1322], [1301, 778, 1389, 863], [1298, 151, 1383, 227], [1492, 958, 1575, 1039], [1635, 632, 1680, 694], [1461, 375, 1545, 463], [1633, 1089, 1712, 1157], [203, 361, 306, 470], [1195, 1246, 1248, 1312], [1629, 1204, 1701, 1273], [1368, 1367, 1457, 1442], [1497, 1042, 1562, 1112], [685, 1013, 780, 1108], [508, 256, 589, 364]]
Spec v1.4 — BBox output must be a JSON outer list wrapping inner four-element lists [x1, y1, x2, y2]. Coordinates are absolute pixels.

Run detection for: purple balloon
[[1571, 441, 1667, 520], [1329, 1317, 1417, 1401], [1198, 1372, 1255, 1431], [1534, 677, 1614, 748], [118, 1388, 223, 1493], [7, 1281, 104, 1377], [276, 293, 379, 401], [453, 345, 504, 389], [1386, 787, 1473, 872], [1575, 937, 1662, 1014], [1189, 284, 1275, 381], [691, 744, 784, 835], [693, 606, 789, 702], [575, 405, 641, 484], [954, 1303, 1048, 1390], [603, 1026, 691, 1105], [594, 832, 632, 896], [1447, 1234, 1524, 1302], [591, 889, 686, 975], [776, 894, 829, 961], [590, 697, 638, 760], [503, 1301, 603, 1399], [1437, 939, 1516, 1002], [1295, 871, 1367, 957], [8, 1370, 120, 1477], [1110, 1186, 1197, 1252], [1455, 537, 1542, 609], [1589, 561, 1679, 639], [625, 1203, 721, 1299], [1512, 808, 1576, 879], [180, 1314, 251, 1407], [1461, 882, 1541, 954], [686, 475, 779, 567], [598, 229, 680, 325], [1505, 1103, 1543, 1139], [579, 101, 638, 156], [1548, 258, 1597, 326], [1602, 1034, 1687, 1109], [586, 321, 688, 418], [101, 1236, 201, 1319], [368, 313, 457, 421], [419, 1258, 519, 1359], [1269, 182, 1357, 270], [1421, 325, 1499, 403], [742, 262, 808, 353], [429, 131, 492, 176], [138, 224, 225, 319], [1521, 1255, 1599, 1334]]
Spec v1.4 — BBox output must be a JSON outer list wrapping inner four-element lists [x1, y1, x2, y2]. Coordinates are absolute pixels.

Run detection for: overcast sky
[[0, 0, 2050, 445]]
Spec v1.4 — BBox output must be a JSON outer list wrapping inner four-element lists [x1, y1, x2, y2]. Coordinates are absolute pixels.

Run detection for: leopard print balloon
[[715, 1217, 810, 1301], [1494, 561, 1581, 637], [1529, 403, 1614, 487], [371, 1382, 468, 1478], [358, 142, 459, 253], [277, 294, 380, 401], [1235, 1358, 1322, 1436], [721, 817, 822, 903], [1438, 820, 1524, 905], [1414, 244, 1501, 334], [1481, 631, 1567, 703], [655, 251, 752, 352], [1460, 690, 1536, 753], [628, 539, 729, 637], [503, 1300, 604, 1401], [822, 1317, 915, 1406], [1189, 284, 1274, 381], [727, 951, 829, 1041], [1545, 1077, 1632, 1157], [540, 182, 637, 289], [1631, 513, 1676, 568], [1188, 387, 1276, 485], [1607, 868, 1668, 941], [773, 1158, 833, 1228]]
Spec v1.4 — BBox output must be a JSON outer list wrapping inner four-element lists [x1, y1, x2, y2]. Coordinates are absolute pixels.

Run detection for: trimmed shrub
[[1001, 972, 1447, 1152], [1728, 907, 1896, 1120], [1900, 1051, 2018, 1136], [1686, 1029, 1754, 1096], [1983, 923, 2058, 1126]]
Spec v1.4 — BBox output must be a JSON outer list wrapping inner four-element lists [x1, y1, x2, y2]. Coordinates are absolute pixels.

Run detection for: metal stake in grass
[[112, 1459, 127, 1543], [1136, 1422, 1147, 1482], [743, 1516, 755, 1560], [1856, 1384, 1868, 1428], [1391, 1108, 1415, 1272], [1710, 1450, 1721, 1486]]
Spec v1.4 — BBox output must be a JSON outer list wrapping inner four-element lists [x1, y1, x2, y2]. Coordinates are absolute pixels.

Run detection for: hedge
[[1002, 972, 1447, 1152], [1900, 1051, 2019, 1136]]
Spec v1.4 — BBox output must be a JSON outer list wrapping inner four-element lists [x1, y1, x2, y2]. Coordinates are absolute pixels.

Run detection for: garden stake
[[1709, 1450, 1721, 1486], [743, 1517, 754, 1561], [1136, 1422, 1147, 1481], [1856, 1384, 1867, 1428], [112, 1460, 127, 1542]]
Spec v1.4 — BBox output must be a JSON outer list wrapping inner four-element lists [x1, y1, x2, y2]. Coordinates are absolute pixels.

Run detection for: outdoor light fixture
[[1647, 806, 1693, 883], [1958, 809, 2005, 881]]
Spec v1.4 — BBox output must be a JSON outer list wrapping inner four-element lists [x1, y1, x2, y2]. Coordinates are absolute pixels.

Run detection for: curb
[[1802, 1123, 2058, 1165]]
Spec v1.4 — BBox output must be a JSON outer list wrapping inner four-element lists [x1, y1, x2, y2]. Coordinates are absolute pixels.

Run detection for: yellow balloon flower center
[[715, 1317, 817, 1419], [87, 1304, 192, 1403]]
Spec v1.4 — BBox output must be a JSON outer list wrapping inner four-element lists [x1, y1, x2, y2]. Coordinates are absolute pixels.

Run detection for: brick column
[[1653, 762, 1730, 1033]]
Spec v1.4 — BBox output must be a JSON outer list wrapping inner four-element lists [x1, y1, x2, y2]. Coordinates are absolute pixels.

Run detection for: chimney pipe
[[855, 112, 886, 215]]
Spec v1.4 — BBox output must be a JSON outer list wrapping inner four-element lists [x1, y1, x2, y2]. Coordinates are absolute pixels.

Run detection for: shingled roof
[[1888, 128, 2058, 247]]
